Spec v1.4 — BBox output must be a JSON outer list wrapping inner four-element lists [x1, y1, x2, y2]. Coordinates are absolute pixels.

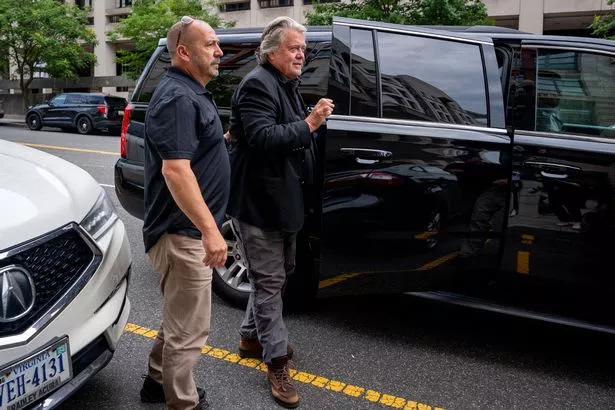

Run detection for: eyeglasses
[[175, 16, 195, 50]]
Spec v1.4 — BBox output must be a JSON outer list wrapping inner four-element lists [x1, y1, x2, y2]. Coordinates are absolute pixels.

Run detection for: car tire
[[26, 113, 42, 131], [76, 116, 92, 135], [212, 219, 252, 308], [212, 219, 318, 311]]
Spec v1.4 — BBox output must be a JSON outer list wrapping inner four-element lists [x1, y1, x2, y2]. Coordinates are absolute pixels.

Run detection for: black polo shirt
[[142, 67, 230, 252]]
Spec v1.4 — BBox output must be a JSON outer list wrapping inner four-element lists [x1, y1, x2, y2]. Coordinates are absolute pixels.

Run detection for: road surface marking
[[318, 251, 459, 289], [124, 323, 444, 410], [19, 142, 118, 156], [318, 273, 363, 289]]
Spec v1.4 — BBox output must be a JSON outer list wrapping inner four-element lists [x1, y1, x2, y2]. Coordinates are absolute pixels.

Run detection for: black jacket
[[227, 63, 313, 232]]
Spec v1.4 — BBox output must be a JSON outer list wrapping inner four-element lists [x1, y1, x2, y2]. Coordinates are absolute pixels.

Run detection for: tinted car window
[[135, 49, 171, 103], [87, 95, 105, 104], [105, 96, 127, 108], [207, 42, 259, 109], [50, 94, 67, 105], [65, 94, 86, 104], [377, 32, 488, 125], [513, 48, 615, 138], [534, 49, 615, 137], [350, 29, 378, 117], [301, 41, 331, 108]]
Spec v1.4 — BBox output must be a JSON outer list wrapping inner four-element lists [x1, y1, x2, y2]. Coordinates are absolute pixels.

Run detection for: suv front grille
[[0, 225, 101, 337]]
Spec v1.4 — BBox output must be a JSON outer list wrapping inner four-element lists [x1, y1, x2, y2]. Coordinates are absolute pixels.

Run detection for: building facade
[[66, 0, 615, 97], [1, 0, 615, 113]]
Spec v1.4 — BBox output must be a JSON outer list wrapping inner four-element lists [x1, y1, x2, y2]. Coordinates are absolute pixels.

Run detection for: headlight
[[80, 190, 118, 240]]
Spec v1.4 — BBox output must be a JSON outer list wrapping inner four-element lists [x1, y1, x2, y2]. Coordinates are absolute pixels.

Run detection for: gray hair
[[256, 17, 306, 65]]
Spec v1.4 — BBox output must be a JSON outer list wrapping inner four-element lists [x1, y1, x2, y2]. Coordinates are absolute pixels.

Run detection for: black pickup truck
[[115, 17, 615, 333]]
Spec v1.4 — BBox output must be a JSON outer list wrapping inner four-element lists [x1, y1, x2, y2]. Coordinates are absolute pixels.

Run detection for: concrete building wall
[[5, 0, 615, 108], [483, 0, 615, 33]]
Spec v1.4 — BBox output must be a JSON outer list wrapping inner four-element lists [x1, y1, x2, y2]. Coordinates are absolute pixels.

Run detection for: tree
[[305, 0, 493, 27], [591, 0, 615, 39], [109, 0, 234, 79], [0, 0, 96, 109]]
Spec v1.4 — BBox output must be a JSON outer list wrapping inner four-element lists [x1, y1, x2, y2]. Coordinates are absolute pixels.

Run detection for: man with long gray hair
[[226, 16, 334, 408]]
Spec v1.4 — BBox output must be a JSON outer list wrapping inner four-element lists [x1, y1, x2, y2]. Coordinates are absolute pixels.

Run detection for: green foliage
[[109, 0, 234, 79], [305, 0, 493, 26], [0, 0, 96, 107], [591, 0, 615, 39]]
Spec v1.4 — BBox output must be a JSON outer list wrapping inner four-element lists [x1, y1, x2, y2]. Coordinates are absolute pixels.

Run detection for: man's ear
[[176, 44, 190, 61]]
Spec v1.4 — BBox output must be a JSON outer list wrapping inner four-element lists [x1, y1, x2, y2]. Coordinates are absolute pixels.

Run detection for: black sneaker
[[140, 375, 209, 408]]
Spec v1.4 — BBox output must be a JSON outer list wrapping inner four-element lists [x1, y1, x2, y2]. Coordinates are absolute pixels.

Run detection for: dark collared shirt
[[142, 67, 230, 252]]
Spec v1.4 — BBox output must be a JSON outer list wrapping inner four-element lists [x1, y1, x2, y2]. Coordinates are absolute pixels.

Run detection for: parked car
[[25, 93, 127, 135], [0, 139, 131, 410], [0, 97, 4, 119], [115, 18, 615, 332]]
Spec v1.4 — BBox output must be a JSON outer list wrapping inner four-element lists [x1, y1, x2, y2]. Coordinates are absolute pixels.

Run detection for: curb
[[0, 120, 26, 128]]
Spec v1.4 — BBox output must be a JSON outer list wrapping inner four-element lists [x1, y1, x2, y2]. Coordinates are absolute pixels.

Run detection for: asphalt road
[[1, 124, 615, 410]]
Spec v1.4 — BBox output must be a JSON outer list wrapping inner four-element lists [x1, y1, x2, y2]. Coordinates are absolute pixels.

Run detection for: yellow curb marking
[[19, 142, 118, 156], [124, 323, 444, 409]]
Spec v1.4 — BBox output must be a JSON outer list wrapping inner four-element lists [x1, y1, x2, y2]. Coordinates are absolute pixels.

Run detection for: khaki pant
[[147, 234, 212, 410]]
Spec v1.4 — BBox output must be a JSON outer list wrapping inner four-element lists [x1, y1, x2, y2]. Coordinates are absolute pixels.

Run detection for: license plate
[[118, 110, 124, 116], [0, 338, 72, 410]]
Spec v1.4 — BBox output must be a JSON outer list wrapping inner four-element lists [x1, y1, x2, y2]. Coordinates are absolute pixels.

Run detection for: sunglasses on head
[[175, 16, 195, 50]]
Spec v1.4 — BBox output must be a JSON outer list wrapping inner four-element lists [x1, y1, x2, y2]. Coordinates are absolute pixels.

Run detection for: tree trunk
[[20, 73, 33, 113]]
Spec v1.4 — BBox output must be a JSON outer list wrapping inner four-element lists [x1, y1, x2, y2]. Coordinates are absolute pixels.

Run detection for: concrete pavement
[[0, 114, 26, 127]]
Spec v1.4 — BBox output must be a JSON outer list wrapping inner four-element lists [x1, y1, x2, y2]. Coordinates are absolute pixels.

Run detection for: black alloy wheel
[[76, 116, 93, 135], [26, 113, 42, 131]]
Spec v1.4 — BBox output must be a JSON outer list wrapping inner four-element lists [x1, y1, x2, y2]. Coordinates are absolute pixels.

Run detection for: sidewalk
[[0, 114, 26, 127]]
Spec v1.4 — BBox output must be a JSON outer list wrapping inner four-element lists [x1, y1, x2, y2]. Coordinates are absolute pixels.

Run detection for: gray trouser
[[232, 218, 297, 364], [460, 187, 507, 257]]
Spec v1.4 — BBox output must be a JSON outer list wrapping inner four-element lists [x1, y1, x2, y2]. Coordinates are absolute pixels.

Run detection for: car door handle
[[524, 161, 581, 171], [524, 161, 581, 180], [340, 148, 392, 164]]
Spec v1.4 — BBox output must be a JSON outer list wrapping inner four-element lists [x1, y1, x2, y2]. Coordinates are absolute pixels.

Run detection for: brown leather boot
[[238, 336, 294, 359], [267, 356, 299, 408]]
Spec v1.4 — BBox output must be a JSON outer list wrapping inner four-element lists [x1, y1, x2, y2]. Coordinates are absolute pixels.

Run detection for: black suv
[[26, 92, 127, 135], [115, 18, 615, 332]]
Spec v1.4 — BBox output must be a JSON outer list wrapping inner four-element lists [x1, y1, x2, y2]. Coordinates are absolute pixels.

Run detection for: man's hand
[[224, 130, 231, 142], [202, 227, 228, 268], [305, 98, 334, 132]]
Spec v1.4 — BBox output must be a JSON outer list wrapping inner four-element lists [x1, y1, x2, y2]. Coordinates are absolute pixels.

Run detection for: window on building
[[117, 0, 132, 8], [259, 0, 292, 8], [513, 48, 615, 138], [108, 14, 129, 23], [350, 28, 377, 118], [75, 0, 92, 9], [302, 0, 339, 4], [377, 31, 487, 125], [219, 2, 250, 11]]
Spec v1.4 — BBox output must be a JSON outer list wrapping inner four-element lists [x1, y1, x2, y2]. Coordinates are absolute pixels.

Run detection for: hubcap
[[214, 220, 252, 293]]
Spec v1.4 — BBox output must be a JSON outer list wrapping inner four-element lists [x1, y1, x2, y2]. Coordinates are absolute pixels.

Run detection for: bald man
[[140, 17, 229, 410]]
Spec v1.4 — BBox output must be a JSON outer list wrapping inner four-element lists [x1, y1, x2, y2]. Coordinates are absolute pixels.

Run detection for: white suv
[[0, 139, 131, 410]]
